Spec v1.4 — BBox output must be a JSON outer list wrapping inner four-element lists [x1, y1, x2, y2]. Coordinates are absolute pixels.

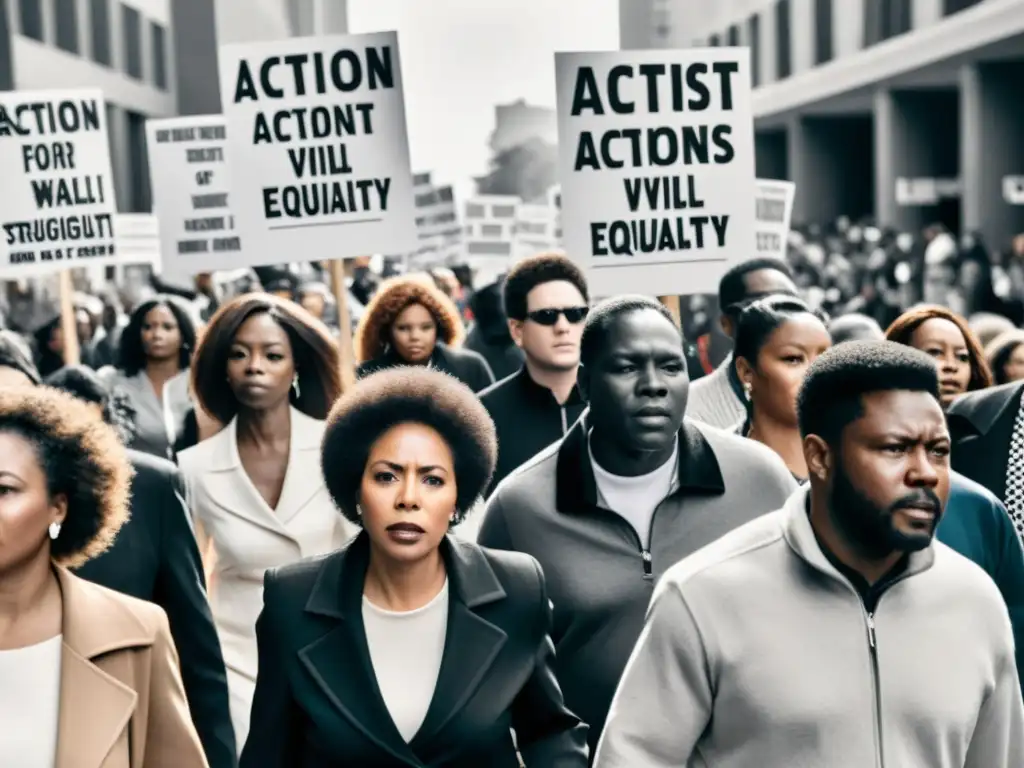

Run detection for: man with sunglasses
[[687, 257, 799, 428], [479, 252, 591, 497]]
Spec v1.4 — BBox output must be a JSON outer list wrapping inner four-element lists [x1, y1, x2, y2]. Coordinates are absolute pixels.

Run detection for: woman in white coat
[[178, 293, 357, 753]]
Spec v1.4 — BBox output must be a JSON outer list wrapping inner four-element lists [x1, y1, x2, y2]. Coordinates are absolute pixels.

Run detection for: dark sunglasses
[[525, 306, 589, 326]]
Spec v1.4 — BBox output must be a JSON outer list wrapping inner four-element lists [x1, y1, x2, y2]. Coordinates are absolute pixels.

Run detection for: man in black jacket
[[44, 366, 237, 768], [480, 253, 590, 495]]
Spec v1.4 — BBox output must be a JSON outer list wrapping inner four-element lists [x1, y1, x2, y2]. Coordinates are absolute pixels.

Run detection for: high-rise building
[[620, 0, 1024, 248]]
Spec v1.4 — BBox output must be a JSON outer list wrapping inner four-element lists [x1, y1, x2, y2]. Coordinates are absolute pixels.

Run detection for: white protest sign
[[0, 88, 118, 277], [146, 115, 242, 277], [754, 179, 795, 259], [114, 213, 161, 265], [217, 31, 417, 269], [555, 48, 756, 296]]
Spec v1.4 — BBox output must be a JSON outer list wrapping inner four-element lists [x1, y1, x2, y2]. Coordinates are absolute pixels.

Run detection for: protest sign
[[146, 115, 241, 277], [0, 88, 118, 277], [217, 31, 417, 268], [754, 179, 795, 259], [555, 48, 756, 296]]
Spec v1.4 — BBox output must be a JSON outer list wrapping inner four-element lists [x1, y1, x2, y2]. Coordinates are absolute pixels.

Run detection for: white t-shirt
[[0, 634, 62, 767], [362, 580, 449, 743], [590, 435, 679, 549]]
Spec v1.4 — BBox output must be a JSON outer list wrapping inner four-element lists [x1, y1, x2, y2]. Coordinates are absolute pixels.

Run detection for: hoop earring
[[48, 521, 61, 540]]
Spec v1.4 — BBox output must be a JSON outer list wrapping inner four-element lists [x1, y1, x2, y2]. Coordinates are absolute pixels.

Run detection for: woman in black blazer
[[354, 275, 495, 392], [240, 367, 588, 767]]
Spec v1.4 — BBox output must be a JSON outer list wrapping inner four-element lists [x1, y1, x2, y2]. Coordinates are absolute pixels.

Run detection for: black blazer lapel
[[949, 382, 1023, 500], [297, 536, 418, 766], [410, 539, 509, 749]]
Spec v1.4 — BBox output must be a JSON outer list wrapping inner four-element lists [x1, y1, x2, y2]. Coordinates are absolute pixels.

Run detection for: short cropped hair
[[0, 387, 132, 568], [191, 294, 342, 425], [321, 367, 497, 526], [796, 340, 941, 445], [118, 295, 197, 377], [829, 313, 884, 345], [718, 257, 795, 316], [579, 295, 678, 368], [0, 330, 41, 384], [734, 295, 826, 367], [503, 252, 590, 321]]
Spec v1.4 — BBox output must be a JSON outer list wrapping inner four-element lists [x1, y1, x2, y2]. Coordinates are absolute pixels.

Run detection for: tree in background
[[475, 137, 558, 202]]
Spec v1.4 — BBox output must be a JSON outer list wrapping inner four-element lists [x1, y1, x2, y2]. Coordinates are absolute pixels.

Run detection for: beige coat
[[54, 567, 208, 768]]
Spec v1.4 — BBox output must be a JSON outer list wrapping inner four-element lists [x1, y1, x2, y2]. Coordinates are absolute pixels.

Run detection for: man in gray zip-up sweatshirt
[[595, 341, 1024, 767]]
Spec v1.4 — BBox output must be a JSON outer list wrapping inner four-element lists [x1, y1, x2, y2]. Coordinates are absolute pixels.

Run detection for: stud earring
[[292, 373, 301, 398], [356, 504, 363, 517], [743, 381, 753, 400], [48, 522, 61, 540]]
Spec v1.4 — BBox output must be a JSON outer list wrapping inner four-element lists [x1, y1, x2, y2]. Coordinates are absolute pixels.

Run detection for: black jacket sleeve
[[239, 571, 302, 768], [512, 558, 590, 765], [155, 464, 237, 768]]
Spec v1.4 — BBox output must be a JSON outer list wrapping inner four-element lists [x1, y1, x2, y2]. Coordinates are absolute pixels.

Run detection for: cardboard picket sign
[[554, 47, 756, 297], [216, 31, 417, 269], [0, 88, 118, 277], [146, 115, 242, 278], [754, 179, 795, 260]]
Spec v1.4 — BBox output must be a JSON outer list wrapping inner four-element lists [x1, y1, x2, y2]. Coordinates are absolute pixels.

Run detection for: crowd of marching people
[[1, 215, 1024, 766]]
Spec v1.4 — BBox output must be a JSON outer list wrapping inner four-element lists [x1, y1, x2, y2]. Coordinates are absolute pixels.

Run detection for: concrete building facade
[[621, 0, 1024, 249]]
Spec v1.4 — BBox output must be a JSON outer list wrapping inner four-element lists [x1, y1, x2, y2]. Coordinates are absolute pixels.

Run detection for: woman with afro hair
[[241, 367, 589, 767], [354, 274, 495, 392], [0, 387, 207, 767]]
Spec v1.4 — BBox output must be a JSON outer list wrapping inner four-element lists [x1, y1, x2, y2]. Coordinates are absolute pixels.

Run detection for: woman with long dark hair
[[98, 295, 197, 460], [178, 293, 357, 752], [733, 295, 831, 482]]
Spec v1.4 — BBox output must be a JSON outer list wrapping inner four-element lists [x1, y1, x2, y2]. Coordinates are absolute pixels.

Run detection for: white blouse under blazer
[[178, 407, 358, 753]]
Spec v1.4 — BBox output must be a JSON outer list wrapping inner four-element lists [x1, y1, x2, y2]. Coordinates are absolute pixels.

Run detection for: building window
[[54, 0, 79, 53], [127, 110, 151, 212], [865, 0, 912, 46], [814, 0, 832, 64], [748, 14, 761, 87], [121, 3, 141, 79], [18, 0, 43, 40], [944, 0, 982, 15], [90, 0, 111, 65], [775, 0, 791, 80], [708, 33, 720, 47], [727, 25, 739, 46], [151, 22, 166, 89]]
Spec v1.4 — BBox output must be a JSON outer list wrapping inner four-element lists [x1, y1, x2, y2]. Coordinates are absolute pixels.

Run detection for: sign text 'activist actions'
[[0, 89, 119, 277], [216, 31, 417, 269], [555, 48, 756, 296]]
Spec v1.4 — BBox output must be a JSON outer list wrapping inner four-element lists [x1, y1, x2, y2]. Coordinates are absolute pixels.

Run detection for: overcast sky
[[348, 0, 619, 198]]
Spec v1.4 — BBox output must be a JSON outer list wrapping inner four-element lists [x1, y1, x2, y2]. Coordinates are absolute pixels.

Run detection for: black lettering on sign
[[192, 193, 228, 209], [569, 61, 740, 117], [186, 147, 225, 163], [573, 125, 734, 172], [755, 198, 786, 223], [233, 46, 395, 103], [0, 99, 101, 137], [262, 177, 391, 219], [251, 103, 375, 145], [589, 215, 730, 257], [756, 232, 782, 252]]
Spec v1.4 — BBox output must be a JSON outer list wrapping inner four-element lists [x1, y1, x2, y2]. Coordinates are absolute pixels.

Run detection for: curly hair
[[0, 387, 133, 569], [118, 295, 198, 377], [191, 294, 342, 425], [885, 304, 993, 392], [321, 367, 497, 527], [354, 276, 465, 364], [503, 251, 589, 321]]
